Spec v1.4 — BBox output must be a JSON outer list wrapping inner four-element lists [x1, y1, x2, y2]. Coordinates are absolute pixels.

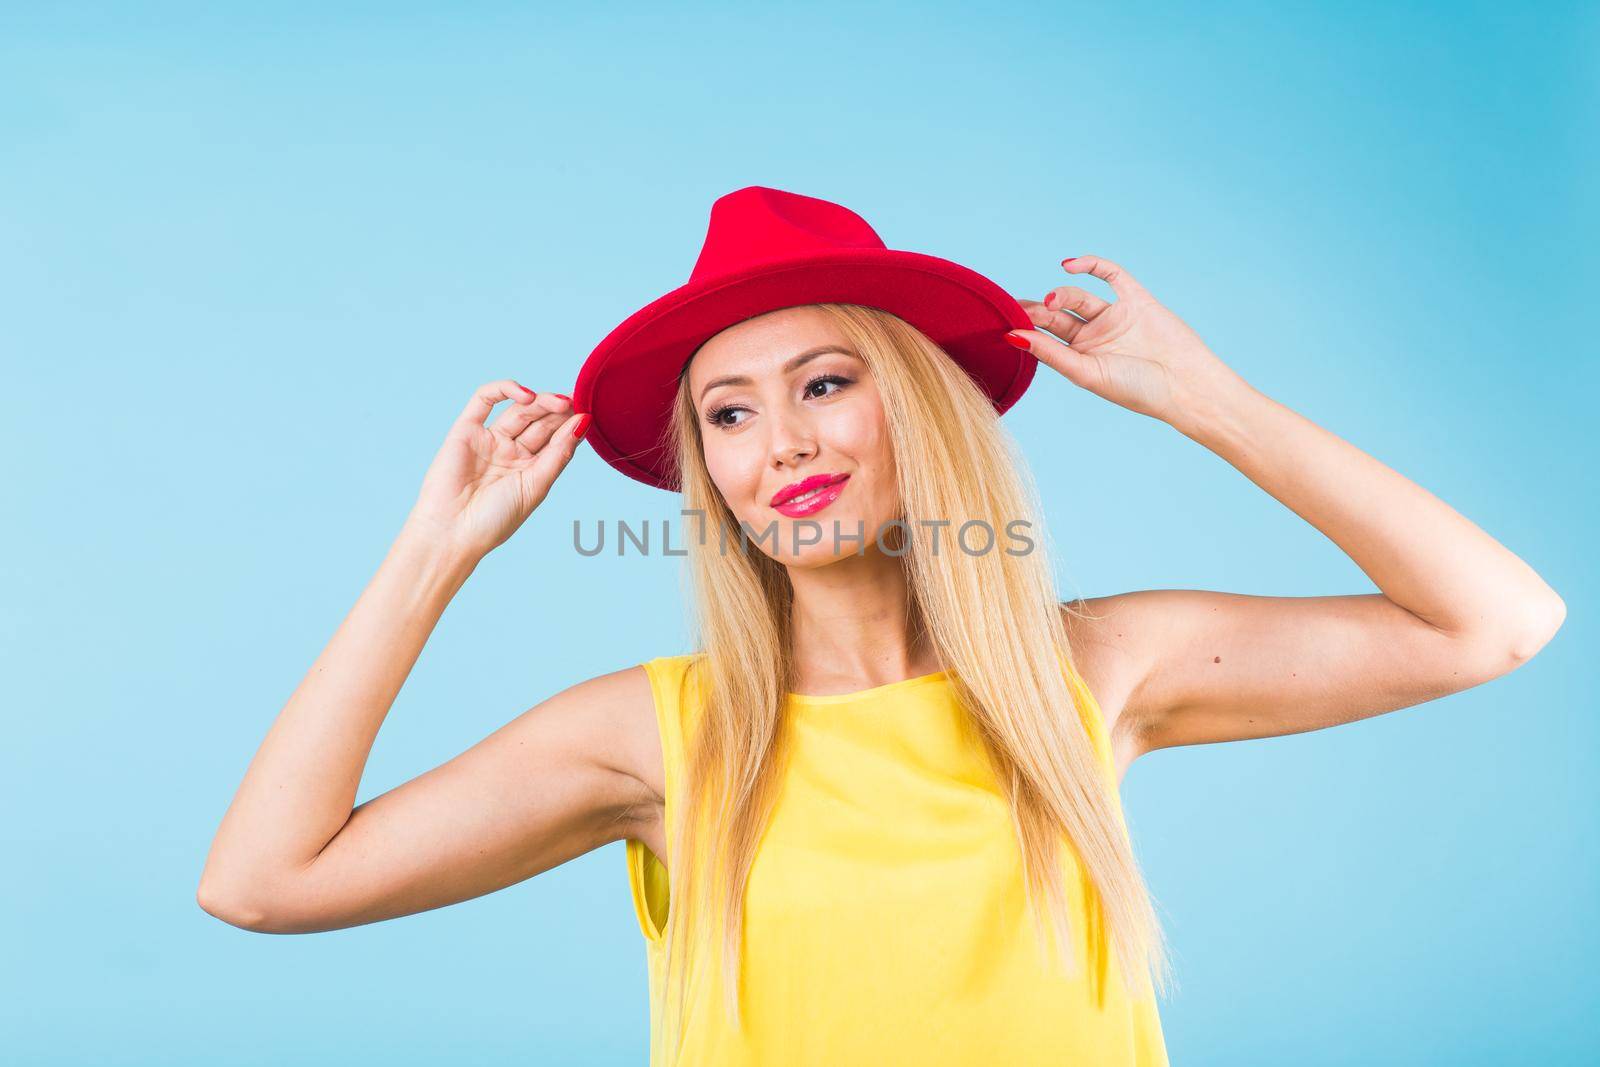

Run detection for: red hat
[[572, 185, 1037, 491]]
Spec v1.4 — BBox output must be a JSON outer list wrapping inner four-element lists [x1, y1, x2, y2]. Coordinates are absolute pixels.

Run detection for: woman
[[197, 188, 1565, 1066]]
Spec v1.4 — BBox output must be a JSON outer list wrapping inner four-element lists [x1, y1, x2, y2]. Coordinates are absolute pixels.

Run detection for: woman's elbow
[[196, 878, 276, 933], [1498, 587, 1567, 670]]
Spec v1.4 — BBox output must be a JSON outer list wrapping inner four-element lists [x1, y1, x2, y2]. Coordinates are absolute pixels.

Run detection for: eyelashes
[[704, 373, 853, 429]]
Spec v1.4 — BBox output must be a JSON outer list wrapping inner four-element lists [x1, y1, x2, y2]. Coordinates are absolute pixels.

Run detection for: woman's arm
[[196, 381, 618, 931], [195, 521, 472, 925], [1012, 258, 1565, 764]]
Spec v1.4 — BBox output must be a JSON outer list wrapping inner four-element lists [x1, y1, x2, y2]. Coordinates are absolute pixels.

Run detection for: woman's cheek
[[705, 446, 752, 503]]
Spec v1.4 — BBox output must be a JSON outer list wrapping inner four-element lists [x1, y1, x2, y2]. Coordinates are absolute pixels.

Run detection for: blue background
[[3, 2, 1594, 1063]]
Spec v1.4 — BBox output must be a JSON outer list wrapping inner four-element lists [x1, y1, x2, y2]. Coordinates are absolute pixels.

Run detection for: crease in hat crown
[[572, 184, 1037, 492], [688, 187, 889, 283]]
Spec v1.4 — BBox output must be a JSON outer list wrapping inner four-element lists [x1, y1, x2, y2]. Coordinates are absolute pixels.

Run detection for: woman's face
[[686, 306, 900, 567]]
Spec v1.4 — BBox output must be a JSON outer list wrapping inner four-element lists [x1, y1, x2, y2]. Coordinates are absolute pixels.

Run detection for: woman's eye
[[805, 374, 851, 399], [705, 376, 851, 430]]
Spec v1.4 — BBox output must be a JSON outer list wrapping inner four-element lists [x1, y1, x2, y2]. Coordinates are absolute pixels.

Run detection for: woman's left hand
[[1008, 255, 1247, 430]]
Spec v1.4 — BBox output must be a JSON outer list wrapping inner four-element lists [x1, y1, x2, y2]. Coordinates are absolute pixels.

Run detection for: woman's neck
[[785, 551, 941, 692]]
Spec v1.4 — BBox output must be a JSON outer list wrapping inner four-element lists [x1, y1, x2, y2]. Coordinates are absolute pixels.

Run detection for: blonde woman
[[197, 187, 1565, 1066]]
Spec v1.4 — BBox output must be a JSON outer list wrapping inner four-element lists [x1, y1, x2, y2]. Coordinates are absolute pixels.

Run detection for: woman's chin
[[766, 512, 892, 567]]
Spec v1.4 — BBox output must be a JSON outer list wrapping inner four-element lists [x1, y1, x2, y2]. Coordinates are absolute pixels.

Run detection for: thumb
[[1005, 329, 1099, 393], [524, 411, 591, 501]]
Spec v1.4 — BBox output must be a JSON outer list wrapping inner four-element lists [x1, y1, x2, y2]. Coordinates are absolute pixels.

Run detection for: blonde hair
[[651, 303, 1171, 1054]]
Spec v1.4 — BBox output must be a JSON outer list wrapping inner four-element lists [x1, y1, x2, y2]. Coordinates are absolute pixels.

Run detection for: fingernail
[[1061, 257, 1077, 267], [1002, 331, 1032, 350], [573, 413, 592, 440], [518, 384, 538, 399], [1042, 292, 1056, 309], [551, 393, 572, 402]]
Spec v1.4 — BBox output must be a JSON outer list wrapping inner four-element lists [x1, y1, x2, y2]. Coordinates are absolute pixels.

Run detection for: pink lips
[[770, 473, 850, 517]]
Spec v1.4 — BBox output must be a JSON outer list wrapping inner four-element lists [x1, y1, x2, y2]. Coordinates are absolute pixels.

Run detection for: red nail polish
[[1002, 331, 1032, 350], [551, 393, 572, 402], [518, 384, 537, 399], [1042, 292, 1056, 308], [573, 413, 592, 440], [1061, 257, 1077, 267]]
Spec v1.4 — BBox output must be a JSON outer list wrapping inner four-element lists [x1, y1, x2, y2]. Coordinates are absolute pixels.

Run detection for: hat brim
[[573, 247, 1036, 491]]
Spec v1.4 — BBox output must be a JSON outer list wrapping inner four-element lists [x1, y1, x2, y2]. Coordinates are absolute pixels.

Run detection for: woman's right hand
[[405, 380, 590, 561]]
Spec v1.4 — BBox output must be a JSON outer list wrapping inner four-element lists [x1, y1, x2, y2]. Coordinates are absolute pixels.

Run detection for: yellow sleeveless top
[[625, 654, 1169, 1066]]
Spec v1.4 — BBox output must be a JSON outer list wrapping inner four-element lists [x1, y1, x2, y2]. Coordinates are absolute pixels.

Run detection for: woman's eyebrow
[[697, 346, 860, 404]]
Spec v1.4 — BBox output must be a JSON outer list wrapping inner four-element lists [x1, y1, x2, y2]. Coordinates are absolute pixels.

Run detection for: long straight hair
[[650, 303, 1171, 1055]]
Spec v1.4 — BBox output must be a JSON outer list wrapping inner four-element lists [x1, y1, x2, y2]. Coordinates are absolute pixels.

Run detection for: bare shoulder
[[564, 662, 664, 814], [1059, 594, 1164, 779], [571, 661, 669, 865]]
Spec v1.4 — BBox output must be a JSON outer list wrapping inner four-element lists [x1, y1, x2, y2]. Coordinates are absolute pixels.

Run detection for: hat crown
[[575, 185, 1035, 490], [688, 186, 887, 283]]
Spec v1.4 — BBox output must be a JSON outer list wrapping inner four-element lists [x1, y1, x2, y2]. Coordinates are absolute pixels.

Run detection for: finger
[[507, 390, 578, 450], [454, 379, 540, 433], [1061, 255, 1149, 302], [1003, 329, 1099, 393], [510, 405, 569, 453], [523, 412, 592, 501], [539, 392, 575, 411], [491, 390, 551, 441], [1043, 285, 1112, 320], [1023, 300, 1089, 344]]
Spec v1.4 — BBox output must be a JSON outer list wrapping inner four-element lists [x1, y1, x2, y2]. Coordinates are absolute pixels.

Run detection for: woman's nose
[[771, 438, 816, 469], [768, 411, 817, 469]]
